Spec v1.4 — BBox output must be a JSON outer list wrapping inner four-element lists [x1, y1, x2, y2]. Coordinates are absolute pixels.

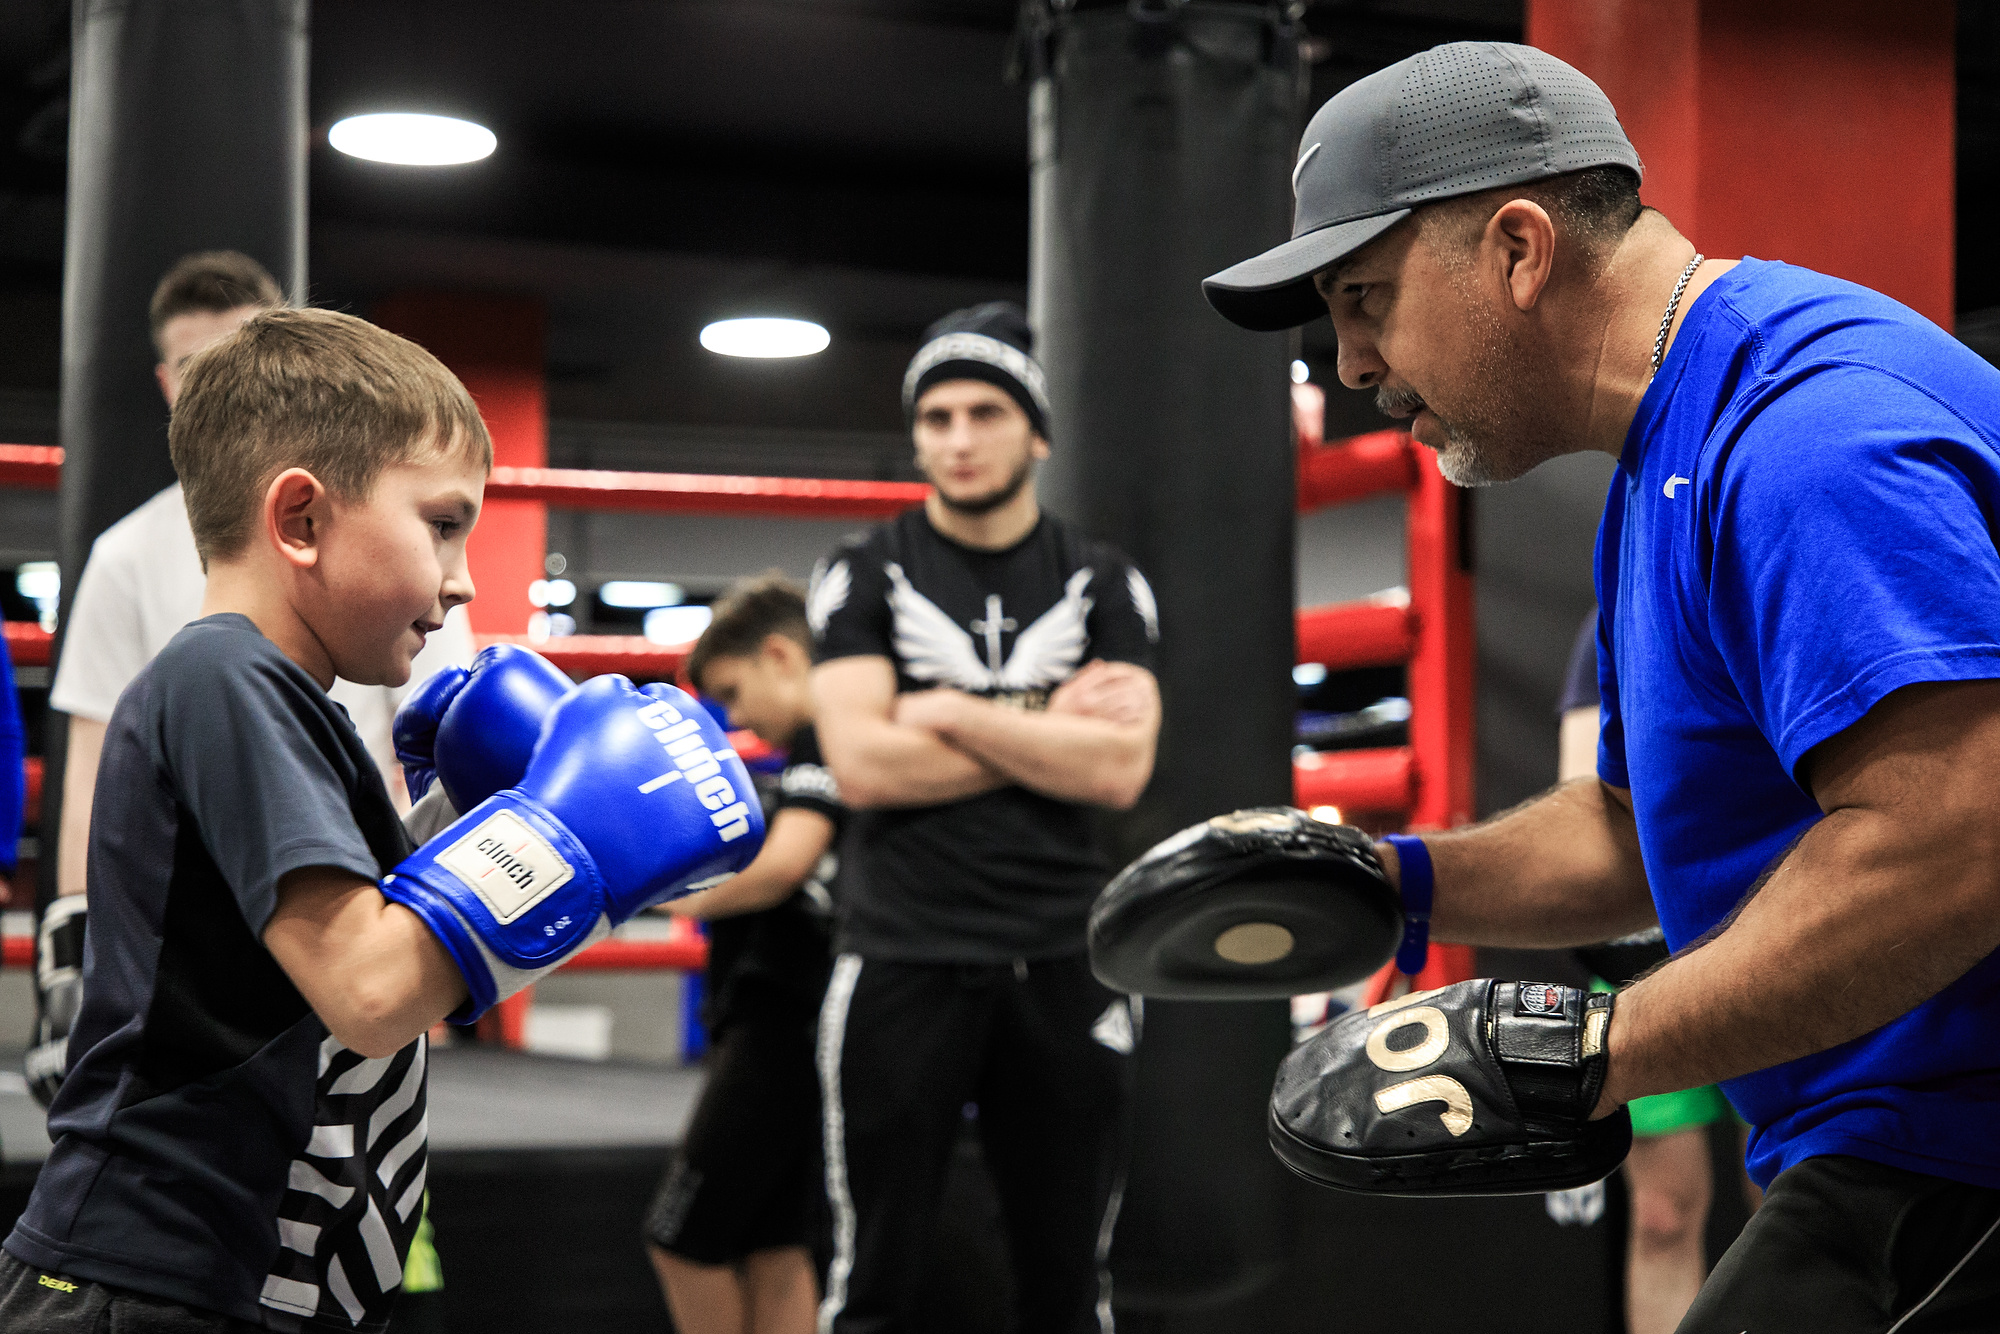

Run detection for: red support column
[[1404, 451, 1475, 833], [1528, 0, 1955, 326], [373, 293, 549, 636]]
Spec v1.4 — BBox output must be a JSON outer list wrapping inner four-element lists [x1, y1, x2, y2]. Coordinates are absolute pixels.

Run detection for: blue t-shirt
[[1597, 257, 2000, 1190]]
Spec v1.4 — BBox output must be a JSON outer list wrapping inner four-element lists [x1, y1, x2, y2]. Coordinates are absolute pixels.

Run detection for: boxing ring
[[1, 424, 1478, 1015]]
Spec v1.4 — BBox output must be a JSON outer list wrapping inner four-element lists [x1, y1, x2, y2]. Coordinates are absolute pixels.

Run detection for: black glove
[[1269, 978, 1631, 1196], [1088, 807, 1400, 1000], [26, 895, 87, 1109]]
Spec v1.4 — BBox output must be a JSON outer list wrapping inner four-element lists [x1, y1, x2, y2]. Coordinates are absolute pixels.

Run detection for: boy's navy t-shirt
[[5, 614, 427, 1333], [1596, 257, 2000, 1189]]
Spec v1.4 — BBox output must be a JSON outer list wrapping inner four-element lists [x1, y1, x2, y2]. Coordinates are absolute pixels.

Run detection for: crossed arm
[[811, 656, 1161, 811], [1384, 678, 2000, 1115]]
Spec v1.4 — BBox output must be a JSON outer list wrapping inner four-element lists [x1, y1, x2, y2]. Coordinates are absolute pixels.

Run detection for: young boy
[[646, 575, 845, 1334], [0, 307, 759, 1332]]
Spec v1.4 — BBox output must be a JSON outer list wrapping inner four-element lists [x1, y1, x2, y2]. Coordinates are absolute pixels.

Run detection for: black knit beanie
[[902, 301, 1051, 441]]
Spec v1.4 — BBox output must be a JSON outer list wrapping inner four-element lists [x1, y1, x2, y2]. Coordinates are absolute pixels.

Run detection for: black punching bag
[[1025, 1, 1302, 1311], [46, 0, 307, 901]]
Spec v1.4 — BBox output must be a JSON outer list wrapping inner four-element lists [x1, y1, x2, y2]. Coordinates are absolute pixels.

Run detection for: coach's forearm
[[1379, 777, 1654, 948], [1598, 804, 2000, 1114], [933, 697, 1157, 810]]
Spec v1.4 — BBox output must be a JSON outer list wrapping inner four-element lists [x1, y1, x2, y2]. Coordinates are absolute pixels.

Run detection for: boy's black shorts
[[644, 994, 824, 1266], [0, 1252, 260, 1332]]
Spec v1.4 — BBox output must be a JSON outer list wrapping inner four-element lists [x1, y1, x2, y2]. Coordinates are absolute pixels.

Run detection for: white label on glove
[[437, 810, 576, 925]]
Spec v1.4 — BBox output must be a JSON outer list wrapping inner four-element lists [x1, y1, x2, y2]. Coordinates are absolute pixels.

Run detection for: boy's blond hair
[[169, 307, 493, 565]]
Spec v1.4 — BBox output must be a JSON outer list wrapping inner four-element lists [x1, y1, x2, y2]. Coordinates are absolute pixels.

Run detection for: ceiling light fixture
[[699, 317, 830, 359], [329, 113, 497, 166]]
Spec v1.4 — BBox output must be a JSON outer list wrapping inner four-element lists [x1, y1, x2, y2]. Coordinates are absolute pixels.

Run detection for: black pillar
[[1026, 2, 1302, 1312], [46, 0, 308, 900]]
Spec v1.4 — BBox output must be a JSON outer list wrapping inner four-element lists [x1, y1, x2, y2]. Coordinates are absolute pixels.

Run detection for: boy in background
[[1, 307, 752, 1331], [647, 575, 845, 1334]]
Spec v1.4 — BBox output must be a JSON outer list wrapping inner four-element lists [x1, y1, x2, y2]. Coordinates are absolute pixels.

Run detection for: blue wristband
[[1382, 834, 1433, 976]]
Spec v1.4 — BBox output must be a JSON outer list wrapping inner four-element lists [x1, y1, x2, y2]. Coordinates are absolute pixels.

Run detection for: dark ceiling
[[0, 0, 1990, 460]]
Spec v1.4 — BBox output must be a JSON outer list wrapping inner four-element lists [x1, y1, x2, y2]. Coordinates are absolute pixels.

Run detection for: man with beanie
[[1206, 42, 2000, 1328], [810, 302, 1164, 1333]]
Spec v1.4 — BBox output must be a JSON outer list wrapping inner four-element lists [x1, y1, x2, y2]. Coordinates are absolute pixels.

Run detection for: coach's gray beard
[[1377, 385, 1502, 486], [1376, 376, 1543, 487]]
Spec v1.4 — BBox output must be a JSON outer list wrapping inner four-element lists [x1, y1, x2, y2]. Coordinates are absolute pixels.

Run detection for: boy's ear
[[762, 632, 809, 671], [266, 467, 330, 570]]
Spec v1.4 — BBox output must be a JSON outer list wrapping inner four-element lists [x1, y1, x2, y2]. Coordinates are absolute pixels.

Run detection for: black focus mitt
[[1268, 978, 1631, 1196], [1088, 807, 1400, 1000]]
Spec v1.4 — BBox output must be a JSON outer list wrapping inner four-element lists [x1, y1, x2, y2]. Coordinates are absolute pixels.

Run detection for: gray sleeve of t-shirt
[[157, 640, 384, 937]]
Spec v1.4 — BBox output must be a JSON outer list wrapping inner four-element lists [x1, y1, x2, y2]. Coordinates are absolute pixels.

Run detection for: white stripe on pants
[[815, 953, 864, 1334]]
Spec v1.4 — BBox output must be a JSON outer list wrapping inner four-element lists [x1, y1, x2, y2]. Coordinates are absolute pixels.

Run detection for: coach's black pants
[[816, 952, 1134, 1334], [1681, 1154, 2000, 1332]]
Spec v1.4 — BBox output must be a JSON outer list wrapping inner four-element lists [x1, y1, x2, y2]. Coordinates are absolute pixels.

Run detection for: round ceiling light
[[699, 317, 830, 359], [329, 113, 497, 166]]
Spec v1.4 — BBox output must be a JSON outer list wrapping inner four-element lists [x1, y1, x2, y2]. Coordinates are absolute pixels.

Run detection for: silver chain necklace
[[1650, 252, 1705, 377]]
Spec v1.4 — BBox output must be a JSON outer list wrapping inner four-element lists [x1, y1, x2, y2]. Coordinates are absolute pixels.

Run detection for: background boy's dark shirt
[[702, 724, 843, 1031], [811, 510, 1159, 962], [5, 614, 427, 1334]]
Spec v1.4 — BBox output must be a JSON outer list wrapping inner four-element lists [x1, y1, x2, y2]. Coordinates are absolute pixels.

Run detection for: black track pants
[[815, 952, 1135, 1334], [1681, 1154, 2000, 1332]]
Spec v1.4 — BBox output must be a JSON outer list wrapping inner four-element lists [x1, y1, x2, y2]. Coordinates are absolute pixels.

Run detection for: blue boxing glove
[[393, 645, 574, 810], [381, 675, 765, 1020], [392, 664, 467, 805]]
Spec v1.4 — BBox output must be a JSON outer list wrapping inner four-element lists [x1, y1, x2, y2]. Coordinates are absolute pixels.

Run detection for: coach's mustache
[[1376, 384, 1426, 419]]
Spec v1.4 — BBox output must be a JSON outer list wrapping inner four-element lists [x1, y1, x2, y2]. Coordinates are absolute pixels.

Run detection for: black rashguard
[[701, 724, 844, 1031], [810, 509, 1159, 963], [6, 614, 425, 1334]]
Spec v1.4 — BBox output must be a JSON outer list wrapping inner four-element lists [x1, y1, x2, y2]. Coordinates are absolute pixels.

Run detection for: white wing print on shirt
[[1126, 567, 1159, 643], [807, 558, 851, 637], [886, 562, 993, 689], [995, 568, 1095, 689], [884, 562, 1095, 692]]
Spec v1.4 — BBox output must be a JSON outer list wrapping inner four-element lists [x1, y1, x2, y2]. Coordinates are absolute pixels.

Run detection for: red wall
[[1529, 0, 1955, 327], [374, 293, 548, 636]]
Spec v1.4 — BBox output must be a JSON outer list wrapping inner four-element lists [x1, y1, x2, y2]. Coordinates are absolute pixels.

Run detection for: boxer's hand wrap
[[1269, 978, 1630, 1197], [1381, 832, 1432, 975]]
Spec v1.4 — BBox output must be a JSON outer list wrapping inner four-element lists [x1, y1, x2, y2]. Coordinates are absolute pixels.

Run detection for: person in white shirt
[[40, 253, 474, 1088]]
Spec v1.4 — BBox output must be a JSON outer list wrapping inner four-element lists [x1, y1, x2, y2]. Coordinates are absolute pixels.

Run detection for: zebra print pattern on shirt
[[259, 1034, 429, 1331]]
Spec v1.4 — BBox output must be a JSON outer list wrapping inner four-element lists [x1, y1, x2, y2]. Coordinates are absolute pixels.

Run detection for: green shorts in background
[[404, 1195, 443, 1294], [1590, 976, 1734, 1139]]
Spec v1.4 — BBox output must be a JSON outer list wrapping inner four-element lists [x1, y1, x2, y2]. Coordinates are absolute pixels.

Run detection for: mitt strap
[[1382, 834, 1433, 975]]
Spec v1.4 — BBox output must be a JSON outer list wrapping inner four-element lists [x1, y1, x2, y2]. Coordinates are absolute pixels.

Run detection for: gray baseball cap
[[1203, 42, 1642, 332]]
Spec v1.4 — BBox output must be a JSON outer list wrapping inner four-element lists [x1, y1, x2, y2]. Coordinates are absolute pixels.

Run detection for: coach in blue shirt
[[1207, 41, 2000, 1332]]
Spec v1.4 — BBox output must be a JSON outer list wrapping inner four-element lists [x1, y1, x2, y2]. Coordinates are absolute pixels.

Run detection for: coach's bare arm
[[1376, 772, 1655, 951], [1381, 679, 2000, 1115], [1593, 679, 2000, 1113]]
